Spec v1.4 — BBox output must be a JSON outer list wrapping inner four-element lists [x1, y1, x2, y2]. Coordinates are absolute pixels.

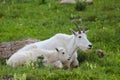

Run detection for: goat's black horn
[[73, 22, 81, 34]]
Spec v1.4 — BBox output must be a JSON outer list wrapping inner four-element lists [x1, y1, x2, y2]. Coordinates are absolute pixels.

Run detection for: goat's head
[[55, 48, 71, 62], [70, 22, 92, 51]]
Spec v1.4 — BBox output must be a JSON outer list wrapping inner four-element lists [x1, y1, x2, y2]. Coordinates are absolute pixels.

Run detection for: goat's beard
[[79, 47, 89, 52]]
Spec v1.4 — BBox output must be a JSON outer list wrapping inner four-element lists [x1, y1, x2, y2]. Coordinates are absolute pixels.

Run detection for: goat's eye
[[78, 36, 81, 38], [62, 52, 65, 54]]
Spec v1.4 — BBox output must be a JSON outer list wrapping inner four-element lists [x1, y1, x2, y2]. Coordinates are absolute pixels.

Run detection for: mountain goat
[[12, 23, 92, 68], [7, 47, 71, 68]]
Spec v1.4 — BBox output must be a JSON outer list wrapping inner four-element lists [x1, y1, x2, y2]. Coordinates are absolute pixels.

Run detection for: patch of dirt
[[0, 38, 40, 59]]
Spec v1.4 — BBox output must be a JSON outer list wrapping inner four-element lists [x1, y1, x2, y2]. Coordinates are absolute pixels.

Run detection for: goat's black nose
[[67, 57, 71, 60], [68, 59, 70, 60], [88, 45, 92, 48]]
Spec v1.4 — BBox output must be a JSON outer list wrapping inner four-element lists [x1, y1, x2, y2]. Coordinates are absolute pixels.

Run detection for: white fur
[[7, 47, 70, 68], [15, 30, 92, 68]]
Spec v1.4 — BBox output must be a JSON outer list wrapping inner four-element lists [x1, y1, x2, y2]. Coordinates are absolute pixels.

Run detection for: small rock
[[60, 0, 93, 4], [96, 49, 105, 58]]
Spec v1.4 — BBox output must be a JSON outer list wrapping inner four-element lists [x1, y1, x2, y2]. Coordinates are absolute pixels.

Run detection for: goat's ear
[[85, 30, 89, 33], [55, 48, 59, 52], [83, 29, 89, 33], [83, 27, 89, 33], [70, 29, 77, 36]]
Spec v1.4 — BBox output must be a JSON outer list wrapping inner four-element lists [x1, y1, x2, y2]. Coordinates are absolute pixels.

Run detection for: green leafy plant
[[14, 73, 26, 80], [39, 0, 46, 4], [75, 0, 87, 11]]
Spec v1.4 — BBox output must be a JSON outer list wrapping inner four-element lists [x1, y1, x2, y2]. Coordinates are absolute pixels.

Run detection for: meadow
[[0, 0, 120, 80]]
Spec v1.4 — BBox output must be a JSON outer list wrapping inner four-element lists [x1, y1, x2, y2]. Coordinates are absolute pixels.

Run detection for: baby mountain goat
[[7, 47, 71, 68]]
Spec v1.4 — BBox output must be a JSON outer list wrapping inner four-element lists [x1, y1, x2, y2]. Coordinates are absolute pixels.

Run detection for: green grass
[[0, 0, 120, 79]]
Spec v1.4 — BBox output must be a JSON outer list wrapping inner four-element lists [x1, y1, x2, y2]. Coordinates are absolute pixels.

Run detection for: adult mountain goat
[[7, 47, 71, 68], [10, 23, 92, 68]]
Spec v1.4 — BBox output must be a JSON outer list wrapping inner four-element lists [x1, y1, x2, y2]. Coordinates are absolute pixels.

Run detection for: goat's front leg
[[70, 52, 79, 68], [62, 60, 72, 69], [52, 60, 63, 69]]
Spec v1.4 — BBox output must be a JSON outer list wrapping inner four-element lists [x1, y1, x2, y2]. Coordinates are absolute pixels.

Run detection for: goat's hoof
[[74, 65, 79, 68], [71, 65, 79, 69]]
